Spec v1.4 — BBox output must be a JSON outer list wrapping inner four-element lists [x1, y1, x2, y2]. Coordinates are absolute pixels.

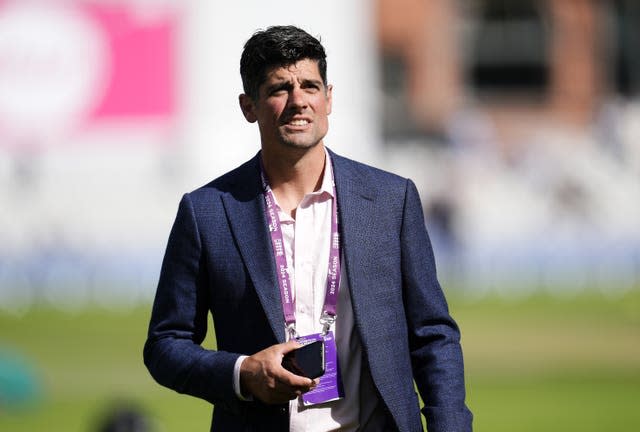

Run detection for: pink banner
[[0, 1, 179, 147], [83, 4, 177, 121]]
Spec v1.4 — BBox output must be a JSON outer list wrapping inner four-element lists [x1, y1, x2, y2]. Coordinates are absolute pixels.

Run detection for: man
[[144, 25, 472, 431]]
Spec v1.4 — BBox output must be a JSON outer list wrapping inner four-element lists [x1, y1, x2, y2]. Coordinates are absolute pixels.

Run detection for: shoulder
[[329, 149, 412, 194], [185, 154, 261, 205]]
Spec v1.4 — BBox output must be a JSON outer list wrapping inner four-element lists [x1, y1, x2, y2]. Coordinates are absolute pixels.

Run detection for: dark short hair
[[240, 25, 327, 100]]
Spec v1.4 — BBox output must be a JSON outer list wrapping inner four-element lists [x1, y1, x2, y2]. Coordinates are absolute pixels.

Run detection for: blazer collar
[[330, 151, 378, 263], [329, 149, 377, 203], [220, 154, 287, 342], [329, 150, 380, 341]]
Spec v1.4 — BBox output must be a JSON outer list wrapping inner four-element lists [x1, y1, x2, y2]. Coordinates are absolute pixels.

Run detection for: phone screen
[[282, 340, 325, 379]]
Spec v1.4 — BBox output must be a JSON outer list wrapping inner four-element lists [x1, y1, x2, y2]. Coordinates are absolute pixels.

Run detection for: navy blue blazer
[[144, 150, 472, 431]]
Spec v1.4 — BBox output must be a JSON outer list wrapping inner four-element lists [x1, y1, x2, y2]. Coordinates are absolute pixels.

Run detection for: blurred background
[[0, 0, 638, 431]]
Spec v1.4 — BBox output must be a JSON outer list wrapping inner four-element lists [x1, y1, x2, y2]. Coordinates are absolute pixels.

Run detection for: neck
[[261, 144, 326, 217]]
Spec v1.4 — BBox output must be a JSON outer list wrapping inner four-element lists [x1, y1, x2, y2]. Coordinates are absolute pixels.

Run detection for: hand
[[239, 339, 316, 404]]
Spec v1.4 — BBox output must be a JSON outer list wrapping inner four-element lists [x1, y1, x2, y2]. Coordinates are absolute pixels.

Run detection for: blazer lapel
[[220, 155, 286, 343], [331, 152, 378, 334]]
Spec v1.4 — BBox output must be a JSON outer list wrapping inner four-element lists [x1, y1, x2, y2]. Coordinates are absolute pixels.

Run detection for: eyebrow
[[264, 78, 324, 95]]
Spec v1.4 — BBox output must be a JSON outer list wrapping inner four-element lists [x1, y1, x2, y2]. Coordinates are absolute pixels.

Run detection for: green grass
[[0, 289, 638, 431], [452, 290, 640, 432], [0, 306, 215, 431]]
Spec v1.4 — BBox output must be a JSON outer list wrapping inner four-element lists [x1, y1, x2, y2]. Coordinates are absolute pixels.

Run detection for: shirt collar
[[316, 148, 335, 199], [272, 148, 335, 222]]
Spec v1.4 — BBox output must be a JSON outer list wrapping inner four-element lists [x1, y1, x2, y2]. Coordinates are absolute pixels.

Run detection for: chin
[[281, 139, 321, 150]]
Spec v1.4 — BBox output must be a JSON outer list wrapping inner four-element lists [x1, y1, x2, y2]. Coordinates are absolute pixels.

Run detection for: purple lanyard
[[260, 157, 341, 337]]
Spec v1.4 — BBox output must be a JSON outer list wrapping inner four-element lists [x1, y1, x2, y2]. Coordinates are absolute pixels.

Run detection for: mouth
[[284, 117, 311, 127]]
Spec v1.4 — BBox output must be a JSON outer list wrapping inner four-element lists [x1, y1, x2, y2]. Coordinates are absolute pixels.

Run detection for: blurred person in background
[[144, 25, 472, 432]]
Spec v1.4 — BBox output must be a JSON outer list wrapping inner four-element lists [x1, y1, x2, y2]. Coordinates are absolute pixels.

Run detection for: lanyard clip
[[319, 313, 336, 335], [286, 323, 298, 340]]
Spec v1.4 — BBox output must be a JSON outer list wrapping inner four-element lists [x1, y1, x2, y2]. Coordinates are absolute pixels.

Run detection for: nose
[[288, 86, 308, 109]]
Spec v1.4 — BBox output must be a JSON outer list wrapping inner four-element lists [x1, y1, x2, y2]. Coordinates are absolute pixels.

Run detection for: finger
[[280, 339, 302, 355], [279, 368, 315, 390]]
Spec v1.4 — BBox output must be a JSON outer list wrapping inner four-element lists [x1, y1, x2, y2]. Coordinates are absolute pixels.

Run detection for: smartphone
[[282, 340, 325, 379]]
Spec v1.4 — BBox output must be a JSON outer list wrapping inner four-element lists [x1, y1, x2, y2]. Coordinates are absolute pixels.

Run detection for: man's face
[[240, 59, 332, 153]]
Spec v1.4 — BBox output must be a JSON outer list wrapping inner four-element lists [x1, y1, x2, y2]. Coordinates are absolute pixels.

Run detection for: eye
[[303, 83, 320, 93], [267, 83, 291, 97]]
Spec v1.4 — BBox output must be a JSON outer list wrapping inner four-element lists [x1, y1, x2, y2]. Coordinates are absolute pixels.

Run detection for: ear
[[239, 94, 257, 123], [325, 84, 333, 116]]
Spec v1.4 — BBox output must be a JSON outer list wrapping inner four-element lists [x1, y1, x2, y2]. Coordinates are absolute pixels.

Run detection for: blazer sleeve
[[143, 193, 241, 411], [400, 179, 473, 432]]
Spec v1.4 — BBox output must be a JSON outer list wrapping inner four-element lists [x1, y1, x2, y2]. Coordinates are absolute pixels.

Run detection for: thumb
[[281, 338, 303, 355]]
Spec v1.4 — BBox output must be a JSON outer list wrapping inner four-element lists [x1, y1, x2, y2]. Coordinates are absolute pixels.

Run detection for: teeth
[[290, 119, 308, 126]]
